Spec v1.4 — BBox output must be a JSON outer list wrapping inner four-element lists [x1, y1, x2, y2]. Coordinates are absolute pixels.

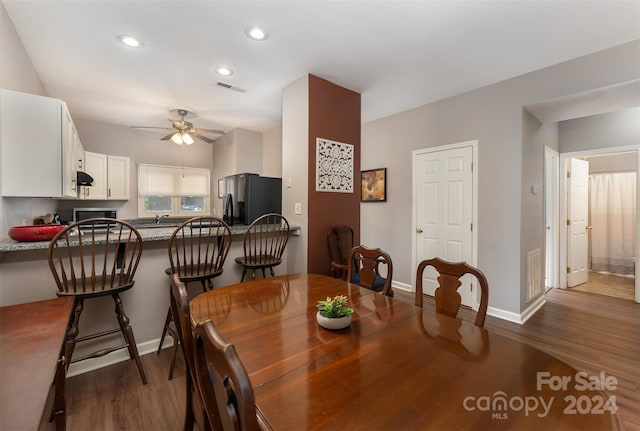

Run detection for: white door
[[544, 148, 559, 289], [414, 144, 474, 306], [567, 158, 589, 287]]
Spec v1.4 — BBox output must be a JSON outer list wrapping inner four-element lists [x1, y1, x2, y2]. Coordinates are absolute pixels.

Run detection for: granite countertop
[[0, 223, 300, 253]]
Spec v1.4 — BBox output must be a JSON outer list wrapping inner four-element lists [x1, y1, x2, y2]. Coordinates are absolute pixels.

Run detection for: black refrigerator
[[223, 173, 282, 226]]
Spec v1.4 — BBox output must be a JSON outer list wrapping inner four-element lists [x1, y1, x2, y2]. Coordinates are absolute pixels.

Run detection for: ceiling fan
[[133, 107, 225, 145]]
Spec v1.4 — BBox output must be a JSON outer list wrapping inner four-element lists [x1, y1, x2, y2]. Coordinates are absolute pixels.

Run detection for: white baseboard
[[392, 280, 413, 293], [487, 295, 546, 325], [67, 338, 173, 378]]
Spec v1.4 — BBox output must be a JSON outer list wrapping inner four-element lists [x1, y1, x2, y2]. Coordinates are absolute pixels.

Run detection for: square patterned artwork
[[316, 138, 354, 193]]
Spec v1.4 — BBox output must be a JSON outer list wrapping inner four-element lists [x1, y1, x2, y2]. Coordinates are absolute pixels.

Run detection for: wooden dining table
[[190, 274, 619, 430]]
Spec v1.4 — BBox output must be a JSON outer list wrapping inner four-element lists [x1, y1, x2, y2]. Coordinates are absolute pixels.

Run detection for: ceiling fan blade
[[160, 133, 176, 141], [190, 132, 216, 144], [193, 128, 225, 135], [132, 126, 174, 131]]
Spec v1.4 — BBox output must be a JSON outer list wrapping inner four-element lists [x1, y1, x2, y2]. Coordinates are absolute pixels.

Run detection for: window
[[138, 164, 210, 217]]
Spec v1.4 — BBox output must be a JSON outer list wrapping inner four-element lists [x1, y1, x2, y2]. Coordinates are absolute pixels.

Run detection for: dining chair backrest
[[168, 216, 233, 284], [327, 225, 354, 280], [346, 245, 393, 297], [48, 218, 143, 294], [415, 257, 489, 327], [170, 273, 217, 431], [194, 320, 260, 431]]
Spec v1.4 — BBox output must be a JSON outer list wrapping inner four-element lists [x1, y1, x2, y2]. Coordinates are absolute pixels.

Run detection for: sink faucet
[[155, 214, 170, 224]]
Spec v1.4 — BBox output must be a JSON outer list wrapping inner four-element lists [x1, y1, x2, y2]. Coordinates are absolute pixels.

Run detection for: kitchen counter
[[0, 219, 302, 377], [0, 223, 301, 252]]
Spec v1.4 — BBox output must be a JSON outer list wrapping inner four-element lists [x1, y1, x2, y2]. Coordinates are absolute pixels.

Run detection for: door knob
[[416, 227, 423, 233]]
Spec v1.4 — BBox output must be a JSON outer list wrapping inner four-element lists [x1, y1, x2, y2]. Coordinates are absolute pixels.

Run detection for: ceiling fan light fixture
[[245, 26, 269, 41], [171, 133, 184, 145], [183, 133, 194, 145]]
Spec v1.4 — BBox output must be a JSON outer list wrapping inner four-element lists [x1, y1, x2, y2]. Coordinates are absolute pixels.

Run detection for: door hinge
[[470, 223, 473, 232], [566, 267, 571, 274], [567, 171, 571, 178], [471, 162, 474, 172], [566, 219, 571, 226]]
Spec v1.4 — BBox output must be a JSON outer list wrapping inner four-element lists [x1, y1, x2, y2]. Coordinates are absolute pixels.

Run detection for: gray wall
[[559, 107, 640, 153], [361, 40, 640, 316]]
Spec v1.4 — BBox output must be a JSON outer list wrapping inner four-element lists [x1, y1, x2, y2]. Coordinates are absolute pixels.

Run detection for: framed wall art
[[316, 137, 354, 193], [361, 168, 386, 202]]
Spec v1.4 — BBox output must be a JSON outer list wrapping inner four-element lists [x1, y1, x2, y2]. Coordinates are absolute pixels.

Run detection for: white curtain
[[589, 172, 637, 276]]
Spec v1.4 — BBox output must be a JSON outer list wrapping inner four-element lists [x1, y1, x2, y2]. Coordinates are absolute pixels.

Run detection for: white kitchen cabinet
[[1, 89, 80, 197], [81, 152, 129, 200], [82, 151, 108, 200], [107, 155, 130, 200]]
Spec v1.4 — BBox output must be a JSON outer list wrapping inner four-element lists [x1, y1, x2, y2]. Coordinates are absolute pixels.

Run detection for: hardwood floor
[[570, 271, 635, 301], [63, 288, 639, 430]]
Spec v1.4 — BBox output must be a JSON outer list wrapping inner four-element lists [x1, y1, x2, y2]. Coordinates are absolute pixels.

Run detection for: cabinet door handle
[[108, 188, 111, 198]]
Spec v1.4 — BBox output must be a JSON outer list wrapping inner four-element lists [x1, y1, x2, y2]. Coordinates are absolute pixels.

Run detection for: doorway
[[412, 140, 478, 308], [559, 147, 639, 303]]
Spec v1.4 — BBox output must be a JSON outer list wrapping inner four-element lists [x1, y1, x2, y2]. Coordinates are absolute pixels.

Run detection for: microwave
[[73, 208, 117, 223]]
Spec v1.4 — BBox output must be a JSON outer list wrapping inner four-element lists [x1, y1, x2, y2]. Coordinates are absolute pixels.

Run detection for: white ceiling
[[4, 0, 640, 135]]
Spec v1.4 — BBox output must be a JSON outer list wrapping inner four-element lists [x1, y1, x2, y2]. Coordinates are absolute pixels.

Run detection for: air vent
[[216, 82, 246, 93]]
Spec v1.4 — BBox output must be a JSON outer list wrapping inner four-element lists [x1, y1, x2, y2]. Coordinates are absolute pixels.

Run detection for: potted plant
[[316, 295, 354, 330]]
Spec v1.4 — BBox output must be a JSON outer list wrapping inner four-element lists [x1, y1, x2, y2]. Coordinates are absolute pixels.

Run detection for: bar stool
[[47, 218, 147, 384], [157, 216, 232, 379], [235, 213, 290, 282]]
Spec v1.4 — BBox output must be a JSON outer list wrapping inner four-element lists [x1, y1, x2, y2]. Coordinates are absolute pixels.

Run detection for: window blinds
[[138, 164, 210, 197]]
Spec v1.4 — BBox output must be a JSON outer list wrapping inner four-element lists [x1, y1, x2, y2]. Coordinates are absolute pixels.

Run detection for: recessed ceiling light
[[215, 66, 234, 77], [245, 26, 269, 41], [117, 34, 144, 48]]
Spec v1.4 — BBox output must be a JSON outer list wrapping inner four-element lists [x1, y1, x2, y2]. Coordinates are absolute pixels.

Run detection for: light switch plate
[[294, 202, 302, 215]]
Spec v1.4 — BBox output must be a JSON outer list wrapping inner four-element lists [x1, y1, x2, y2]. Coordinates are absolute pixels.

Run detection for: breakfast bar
[[0, 222, 300, 377]]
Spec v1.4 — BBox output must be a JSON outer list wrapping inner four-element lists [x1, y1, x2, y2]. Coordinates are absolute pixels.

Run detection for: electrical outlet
[[294, 202, 302, 215]]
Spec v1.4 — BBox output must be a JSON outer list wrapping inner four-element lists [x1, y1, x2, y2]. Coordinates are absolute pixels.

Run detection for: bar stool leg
[[63, 297, 84, 368], [156, 308, 173, 355], [113, 293, 147, 384]]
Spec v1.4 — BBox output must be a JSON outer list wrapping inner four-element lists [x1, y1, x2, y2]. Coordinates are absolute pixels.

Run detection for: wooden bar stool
[[235, 213, 289, 282], [47, 218, 147, 384], [156, 216, 232, 379]]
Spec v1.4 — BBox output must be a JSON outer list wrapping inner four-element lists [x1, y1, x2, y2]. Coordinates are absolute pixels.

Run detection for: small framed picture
[[361, 168, 387, 202]]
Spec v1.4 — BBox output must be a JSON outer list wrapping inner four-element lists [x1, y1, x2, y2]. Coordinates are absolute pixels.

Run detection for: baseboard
[[487, 295, 546, 325], [67, 338, 173, 378], [392, 280, 413, 293]]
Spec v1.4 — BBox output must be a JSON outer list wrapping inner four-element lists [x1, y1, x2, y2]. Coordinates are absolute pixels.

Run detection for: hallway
[[569, 271, 635, 301]]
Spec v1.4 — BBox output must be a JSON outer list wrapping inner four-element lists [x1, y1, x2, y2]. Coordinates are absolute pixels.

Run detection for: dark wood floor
[[63, 287, 639, 430]]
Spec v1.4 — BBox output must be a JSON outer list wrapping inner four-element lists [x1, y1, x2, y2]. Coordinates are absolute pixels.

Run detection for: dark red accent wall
[[307, 74, 361, 275]]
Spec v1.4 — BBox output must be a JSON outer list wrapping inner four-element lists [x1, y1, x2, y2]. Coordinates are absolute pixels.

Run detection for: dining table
[[189, 273, 619, 430]]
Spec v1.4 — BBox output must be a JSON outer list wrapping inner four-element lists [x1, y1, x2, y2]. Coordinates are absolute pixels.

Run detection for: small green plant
[[316, 295, 354, 318]]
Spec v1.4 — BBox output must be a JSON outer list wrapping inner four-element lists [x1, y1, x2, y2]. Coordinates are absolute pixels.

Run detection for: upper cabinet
[[81, 152, 130, 200], [1, 89, 81, 198]]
